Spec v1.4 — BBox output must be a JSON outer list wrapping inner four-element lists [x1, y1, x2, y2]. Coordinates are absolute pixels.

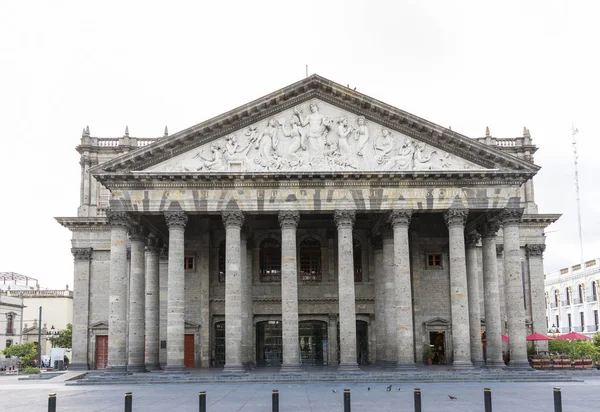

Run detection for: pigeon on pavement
[[332, 390, 337, 393], [386, 385, 392, 392], [448, 395, 457, 400]]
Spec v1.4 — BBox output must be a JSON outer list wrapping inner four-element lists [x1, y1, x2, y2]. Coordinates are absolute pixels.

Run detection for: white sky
[[0, 0, 598, 289]]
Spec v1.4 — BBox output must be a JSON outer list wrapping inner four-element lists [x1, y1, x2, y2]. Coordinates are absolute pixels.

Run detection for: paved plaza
[[1, 374, 600, 411]]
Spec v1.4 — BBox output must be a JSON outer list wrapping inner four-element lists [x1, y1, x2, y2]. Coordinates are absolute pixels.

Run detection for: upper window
[[218, 240, 226, 283], [427, 253, 442, 269], [565, 287, 571, 305], [184, 257, 194, 270], [260, 239, 281, 283], [353, 239, 362, 282], [578, 284, 584, 301], [593, 281, 598, 300], [6, 314, 14, 335], [300, 237, 322, 282]]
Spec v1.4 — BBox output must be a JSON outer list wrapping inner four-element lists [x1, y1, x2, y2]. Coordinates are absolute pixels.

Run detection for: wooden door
[[184, 334, 195, 368], [95, 335, 108, 369]]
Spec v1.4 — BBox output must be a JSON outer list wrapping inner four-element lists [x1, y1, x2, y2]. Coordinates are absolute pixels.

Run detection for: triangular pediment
[[92, 75, 539, 177]]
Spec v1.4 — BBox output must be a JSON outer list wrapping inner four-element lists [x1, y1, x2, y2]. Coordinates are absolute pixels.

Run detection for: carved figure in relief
[[331, 117, 357, 169], [280, 114, 305, 167], [294, 102, 329, 160], [381, 136, 414, 170], [224, 132, 256, 161], [413, 142, 437, 169], [194, 143, 226, 171], [373, 128, 394, 163], [254, 119, 280, 167], [354, 116, 369, 156]]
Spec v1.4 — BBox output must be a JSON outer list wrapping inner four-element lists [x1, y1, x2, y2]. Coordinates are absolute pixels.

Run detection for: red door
[[184, 334, 195, 368], [95, 335, 108, 369]]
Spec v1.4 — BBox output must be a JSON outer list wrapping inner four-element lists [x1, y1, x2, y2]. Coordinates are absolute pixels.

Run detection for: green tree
[[1, 342, 38, 367], [593, 332, 600, 349], [53, 323, 72, 349]]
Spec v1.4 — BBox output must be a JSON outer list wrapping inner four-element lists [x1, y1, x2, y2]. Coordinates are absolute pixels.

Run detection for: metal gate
[[214, 322, 225, 367], [299, 321, 328, 366], [256, 321, 282, 366]]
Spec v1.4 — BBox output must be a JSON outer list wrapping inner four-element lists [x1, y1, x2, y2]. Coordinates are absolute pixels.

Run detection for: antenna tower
[[571, 124, 584, 266]]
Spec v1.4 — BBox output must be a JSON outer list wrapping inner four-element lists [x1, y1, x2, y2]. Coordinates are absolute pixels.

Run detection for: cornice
[[521, 214, 562, 227], [91, 75, 539, 176], [55, 217, 110, 232]]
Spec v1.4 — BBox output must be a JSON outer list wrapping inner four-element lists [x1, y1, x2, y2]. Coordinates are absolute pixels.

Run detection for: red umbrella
[[502, 335, 509, 342], [555, 331, 591, 340], [526, 333, 554, 341]]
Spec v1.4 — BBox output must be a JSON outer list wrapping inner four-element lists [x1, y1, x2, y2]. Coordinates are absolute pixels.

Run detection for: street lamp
[[547, 324, 560, 338], [46, 325, 59, 348]]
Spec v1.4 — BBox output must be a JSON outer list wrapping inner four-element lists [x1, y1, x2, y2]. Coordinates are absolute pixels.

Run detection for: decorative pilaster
[[127, 225, 147, 372], [278, 210, 301, 372], [105, 210, 130, 373], [372, 235, 386, 364], [465, 233, 484, 367], [443, 208, 473, 369], [164, 211, 187, 372], [389, 210, 416, 369], [526, 244, 548, 352], [500, 208, 529, 368], [334, 210, 360, 371], [70, 247, 92, 370], [478, 220, 504, 367], [222, 210, 245, 373], [144, 236, 161, 370]]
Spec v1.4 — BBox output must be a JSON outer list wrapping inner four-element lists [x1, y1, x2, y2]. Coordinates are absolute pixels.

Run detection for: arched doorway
[[299, 321, 328, 365], [256, 320, 282, 366], [214, 322, 225, 367]]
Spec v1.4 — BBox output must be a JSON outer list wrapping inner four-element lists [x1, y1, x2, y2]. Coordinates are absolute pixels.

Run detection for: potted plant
[[423, 345, 434, 365]]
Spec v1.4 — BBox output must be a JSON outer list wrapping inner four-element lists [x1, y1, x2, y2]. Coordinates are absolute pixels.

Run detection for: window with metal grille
[[300, 237, 321, 282], [353, 239, 362, 282], [184, 257, 194, 270], [427, 253, 442, 269], [260, 239, 281, 283]]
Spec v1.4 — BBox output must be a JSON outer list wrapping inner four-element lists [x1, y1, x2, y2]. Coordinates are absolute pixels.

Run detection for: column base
[[163, 365, 189, 374], [67, 363, 89, 371], [507, 360, 533, 370], [338, 363, 362, 373], [279, 364, 302, 374], [395, 361, 418, 371], [472, 359, 485, 367], [452, 361, 474, 370], [222, 364, 247, 374], [486, 359, 506, 369], [384, 360, 398, 368], [127, 365, 146, 373], [104, 366, 129, 375], [145, 363, 161, 372]]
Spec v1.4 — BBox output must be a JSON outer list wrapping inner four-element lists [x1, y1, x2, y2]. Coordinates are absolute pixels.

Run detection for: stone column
[[496, 244, 507, 335], [328, 315, 339, 366], [158, 247, 168, 367], [444, 208, 473, 369], [526, 244, 547, 351], [389, 210, 416, 369], [382, 229, 396, 364], [222, 210, 245, 373], [372, 235, 385, 364], [334, 210, 359, 371], [198, 219, 211, 368], [479, 221, 504, 367], [465, 234, 484, 366], [164, 211, 187, 372], [279, 210, 300, 372], [501, 208, 529, 368], [240, 231, 249, 365], [127, 225, 147, 372], [144, 236, 161, 370], [70, 247, 92, 370], [106, 210, 130, 373]]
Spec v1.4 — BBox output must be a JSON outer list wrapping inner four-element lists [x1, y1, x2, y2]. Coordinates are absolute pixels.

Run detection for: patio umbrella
[[526, 333, 554, 341], [555, 331, 591, 340]]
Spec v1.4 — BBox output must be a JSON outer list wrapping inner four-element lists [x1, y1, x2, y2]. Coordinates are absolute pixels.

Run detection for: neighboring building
[[56, 75, 559, 372], [0, 293, 25, 353], [545, 258, 600, 337]]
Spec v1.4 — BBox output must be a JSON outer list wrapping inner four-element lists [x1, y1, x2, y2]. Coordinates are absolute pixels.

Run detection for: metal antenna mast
[[571, 124, 584, 266]]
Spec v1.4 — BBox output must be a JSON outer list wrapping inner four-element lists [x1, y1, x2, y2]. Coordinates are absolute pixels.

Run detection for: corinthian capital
[[106, 210, 130, 228], [146, 235, 161, 253], [165, 211, 187, 230], [389, 209, 412, 227], [128, 224, 148, 242], [444, 208, 468, 228], [71, 247, 92, 261], [465, 233, 481, 249], [499, 208, 524, 225], [478, 220, 501, 239], [334, 210, 356, 229], [278, 210, 299, 229], [496, 244, 504, 257], [526, 244, 546, 257], [222, 210, 244, 228]]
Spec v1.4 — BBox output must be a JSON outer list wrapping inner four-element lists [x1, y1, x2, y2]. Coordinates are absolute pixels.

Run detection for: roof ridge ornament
[[85, 125, 90, 136], [164, 126, 169, 137], [523, 127, 531, 137], [124, 126, 129, 137], [485, 126, 491, 137]]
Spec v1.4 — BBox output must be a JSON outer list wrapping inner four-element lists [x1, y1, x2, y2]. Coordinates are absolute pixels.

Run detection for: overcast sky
[[0, 0, 598, 289]]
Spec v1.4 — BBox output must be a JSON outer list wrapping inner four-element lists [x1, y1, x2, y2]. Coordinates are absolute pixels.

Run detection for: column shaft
[[158, 249, 168, 367], [527, 244, 548, 352], [279, 211, 300, 372], [382, 230, 396, 364], [165, 211, 187, 372], [481, 226, 504, 367], [222, 211, 244, 373], [372, 237, 385, 364], [328, 315, 338, 366], [144, 237, 160, 370], [502, 209, 530, 368], [444, 209, 473, 369], [198, 219, 211, 368], [465, 234, 484, 366], [71, 248, 92, 370], [127, 227, 146, 372], [335, 210, 359, 371], [106, 211, 129, 372]]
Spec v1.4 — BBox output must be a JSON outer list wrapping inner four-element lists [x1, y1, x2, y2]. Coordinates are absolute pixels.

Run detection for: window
[[567, 313, 572, 330], [184, 257, 194, 270], [578, 284, 584, 302], [565, 288, 571, 305], [427, 253, 442, 269], [260, 239, 281, 283], [300, 237, 322, 282], [218, 241, 225, 283], [593, 281, 598, 301], [554, 291, 559, 306], [580, 312, 585, 331], [353, 239, 362, 282], [594, 310, 599, 328], [6, 314, 14, 335], [556, 315, 560, 328]]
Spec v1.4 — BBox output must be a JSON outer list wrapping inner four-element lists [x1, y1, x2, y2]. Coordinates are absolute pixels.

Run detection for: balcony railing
[[573, 298, 583, 305], [573, 326, 583, 332], [561, 300, 571, 307], [550, 302, 558, 308], [560, 327, 570, 333], [587, 295, 598, 302], [586, 325, 599, 332], [5, 328, 15, 335]]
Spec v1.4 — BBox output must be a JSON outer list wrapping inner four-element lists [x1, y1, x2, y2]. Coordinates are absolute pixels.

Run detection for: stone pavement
[[2, 373, 600, 411]]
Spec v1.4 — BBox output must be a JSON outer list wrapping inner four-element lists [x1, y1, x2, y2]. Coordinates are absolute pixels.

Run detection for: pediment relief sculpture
[[146, 100, 484, 173]]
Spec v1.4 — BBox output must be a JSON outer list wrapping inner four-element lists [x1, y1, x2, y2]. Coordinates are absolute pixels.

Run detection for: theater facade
[[56, 75, 559, 372]]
